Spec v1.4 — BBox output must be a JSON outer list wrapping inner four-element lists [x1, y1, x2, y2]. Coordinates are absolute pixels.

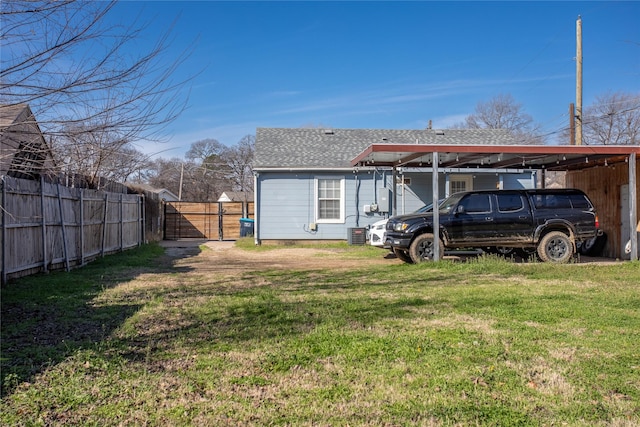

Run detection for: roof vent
[[323, 129, 334, 135], [435, 130, 445, 136]]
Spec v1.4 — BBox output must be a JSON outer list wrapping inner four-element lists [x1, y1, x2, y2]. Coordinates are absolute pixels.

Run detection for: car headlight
[[393, 222, 409, 232]]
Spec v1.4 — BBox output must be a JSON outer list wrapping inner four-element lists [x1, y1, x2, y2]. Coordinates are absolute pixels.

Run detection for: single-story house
[[0, 104, 55, 180], [128, 183, 179, 202], [253, 128, 537, 244]]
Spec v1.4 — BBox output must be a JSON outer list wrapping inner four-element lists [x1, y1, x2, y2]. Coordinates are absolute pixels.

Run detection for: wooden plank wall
[[164, 202, 220, 240], [566, 159, 639, 259], [164, 201, 254, 240], [1, 176, 143, 284]]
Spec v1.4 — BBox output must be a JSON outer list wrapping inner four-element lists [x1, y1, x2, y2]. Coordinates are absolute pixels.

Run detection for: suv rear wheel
[[409, 233, 445, 263], [537, 231, 574, 263]]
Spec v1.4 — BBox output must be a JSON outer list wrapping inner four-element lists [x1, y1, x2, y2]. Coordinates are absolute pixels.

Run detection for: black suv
[[385, 189, 599, 263]]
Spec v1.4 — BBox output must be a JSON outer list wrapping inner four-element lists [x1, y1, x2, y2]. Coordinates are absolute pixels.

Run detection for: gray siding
[[501, 173, 536, 189], [257, 172, 386, 240]]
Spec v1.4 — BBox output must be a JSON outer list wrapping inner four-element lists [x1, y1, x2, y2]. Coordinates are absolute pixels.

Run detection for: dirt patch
[[158, 240, 622, 277], [159, 240, 400, 275]]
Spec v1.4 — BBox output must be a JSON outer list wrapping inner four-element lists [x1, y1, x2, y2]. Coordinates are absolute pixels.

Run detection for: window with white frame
[[315, 178, 345, 223], [450, 175, 473, 194]]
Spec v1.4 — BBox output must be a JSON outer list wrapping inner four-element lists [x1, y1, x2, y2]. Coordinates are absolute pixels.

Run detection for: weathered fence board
[[1, 176, 143, 284]]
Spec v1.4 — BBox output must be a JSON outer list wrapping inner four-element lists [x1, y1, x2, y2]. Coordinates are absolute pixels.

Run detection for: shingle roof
[[0, 104, 32, 129], [254, 128, 517, 169]]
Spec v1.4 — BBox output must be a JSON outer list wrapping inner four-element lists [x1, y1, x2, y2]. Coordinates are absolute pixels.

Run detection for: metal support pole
[[392, 166, 397, 216], [629, 153, 638, 261], [432, 152, 441, 261]]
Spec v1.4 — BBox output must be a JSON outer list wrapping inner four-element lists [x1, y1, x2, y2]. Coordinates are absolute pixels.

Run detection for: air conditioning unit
[[347, 227, 367, 245]]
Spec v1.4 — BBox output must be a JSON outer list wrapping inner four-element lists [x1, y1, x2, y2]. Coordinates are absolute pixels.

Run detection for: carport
[[351, 143, 640, 261]]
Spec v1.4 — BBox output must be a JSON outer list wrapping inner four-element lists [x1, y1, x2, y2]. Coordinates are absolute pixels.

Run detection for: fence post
[[56, 183, 70, 272], [40, 176, 48, 273], [119, 193, 124, 251], [1, 176, 6, 285], [140, 195, 145, 245], [218, 202, 224, 241], [101, 192, 108, 257], [162, 201, 166, 240], [80, 189, 85, 265]]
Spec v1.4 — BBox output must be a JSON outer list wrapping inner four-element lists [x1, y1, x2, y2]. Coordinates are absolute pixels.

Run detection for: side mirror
[[456, 205, 466, 214]]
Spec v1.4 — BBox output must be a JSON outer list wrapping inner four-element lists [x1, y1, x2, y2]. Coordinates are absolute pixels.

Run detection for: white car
[[369, 202, 441, 248], [369, 218, 389, 247]]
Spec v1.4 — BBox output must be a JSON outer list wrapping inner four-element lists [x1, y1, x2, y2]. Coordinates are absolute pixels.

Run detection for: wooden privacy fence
[[1, 176, 144, 284], [164, 201, 254, 240]]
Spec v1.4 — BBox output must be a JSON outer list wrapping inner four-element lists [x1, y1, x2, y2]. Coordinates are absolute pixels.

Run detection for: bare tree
[[146, 157, 184, 197], [186, 139, 226, 166], [144, 136, 255, 201], [221, 135, 255, 192], [1, 1, 194, 176], [582, 92, 640, 145], [51, 108, 153, 187], [458, 94, 545, 144]]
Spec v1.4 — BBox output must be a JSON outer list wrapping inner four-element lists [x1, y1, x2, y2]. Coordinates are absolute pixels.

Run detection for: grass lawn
[[1, 242, 639, 426]]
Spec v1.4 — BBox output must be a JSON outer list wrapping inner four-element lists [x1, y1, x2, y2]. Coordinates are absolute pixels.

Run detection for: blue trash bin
[[239, 218, 255, 237]]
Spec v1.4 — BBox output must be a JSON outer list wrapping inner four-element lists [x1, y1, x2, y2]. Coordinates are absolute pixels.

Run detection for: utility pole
[[569, 103, 575, 145], [575, 15, 583, 145]]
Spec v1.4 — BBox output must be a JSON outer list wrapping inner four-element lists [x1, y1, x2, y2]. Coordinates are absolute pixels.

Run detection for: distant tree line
[[455, 92, 639, 146], [141, 136, 255, 202]]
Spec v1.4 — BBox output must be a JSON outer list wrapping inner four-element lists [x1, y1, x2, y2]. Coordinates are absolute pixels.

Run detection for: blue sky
[[111, 1, 640, 159]]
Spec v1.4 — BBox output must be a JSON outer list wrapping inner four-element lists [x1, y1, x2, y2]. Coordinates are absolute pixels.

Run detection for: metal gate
[[164, 201, 254, 240]]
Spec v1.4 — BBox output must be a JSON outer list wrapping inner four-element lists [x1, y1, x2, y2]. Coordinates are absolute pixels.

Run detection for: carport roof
[[350, 143, 640, 171], [350, 142, 639, 261]]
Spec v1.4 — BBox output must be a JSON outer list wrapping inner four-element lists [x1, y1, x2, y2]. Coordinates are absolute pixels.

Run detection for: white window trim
[[314, 177, 345, 223], [449, 174, 473, 194]]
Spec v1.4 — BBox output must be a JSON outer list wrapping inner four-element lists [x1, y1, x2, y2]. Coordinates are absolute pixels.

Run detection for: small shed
[[0, 104, 56, 179]]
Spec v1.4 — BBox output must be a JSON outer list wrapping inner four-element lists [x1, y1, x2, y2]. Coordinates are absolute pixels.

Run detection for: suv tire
[[409, 233, 445, 263], [537, 231, 574, 263], [393, 248, 414, 264]]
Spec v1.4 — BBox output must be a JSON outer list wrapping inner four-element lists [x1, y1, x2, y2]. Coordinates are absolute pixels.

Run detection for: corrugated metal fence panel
[[1, 176, 143, 284]]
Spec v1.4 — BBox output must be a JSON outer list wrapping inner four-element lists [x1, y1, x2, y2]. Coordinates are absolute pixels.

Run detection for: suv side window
[[459, 193, 491, 213], [569, 194, 592, 209], [497, 194, 524, 212], [532, 194, 571, 209]]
